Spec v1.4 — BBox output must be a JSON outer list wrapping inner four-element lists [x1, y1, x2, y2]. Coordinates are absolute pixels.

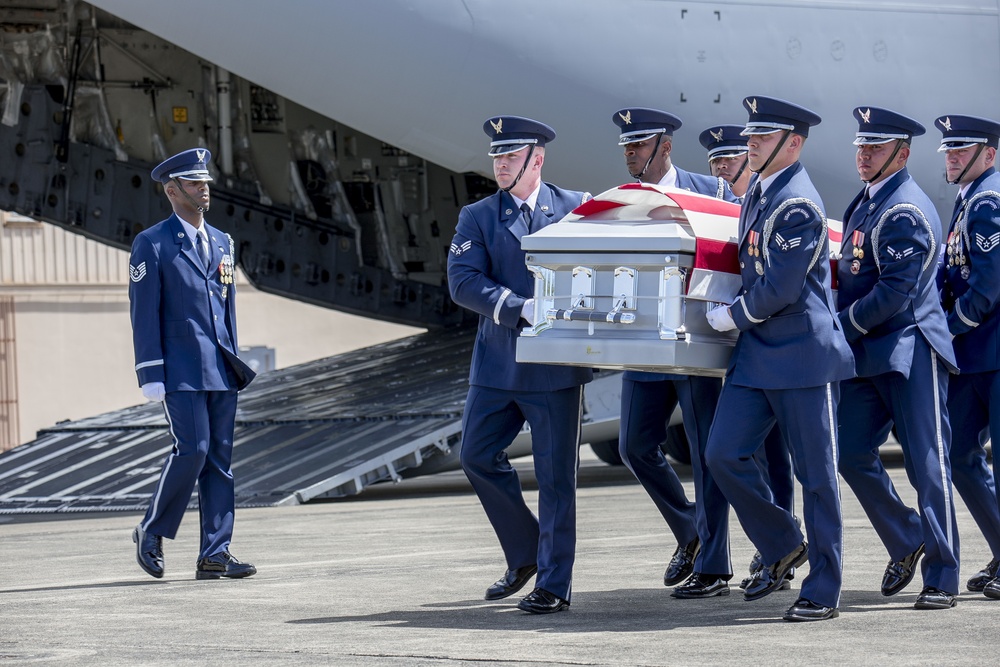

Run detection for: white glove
[[706, 305, 737, 332], [141, 382, 166, 402], [520, 298, 536, 326]]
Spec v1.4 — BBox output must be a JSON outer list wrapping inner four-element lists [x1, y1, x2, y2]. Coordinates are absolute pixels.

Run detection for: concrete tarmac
[[0, 449, 996, 666]]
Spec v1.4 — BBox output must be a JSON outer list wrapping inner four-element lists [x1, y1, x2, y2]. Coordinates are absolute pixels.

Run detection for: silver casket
[[516, 183, 843, 377]]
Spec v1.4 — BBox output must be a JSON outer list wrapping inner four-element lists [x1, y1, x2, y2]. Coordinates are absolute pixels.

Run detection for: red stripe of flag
[[693, 238, 740, 274], [570, 198, 626, 216], [656, 190, 742, 217]]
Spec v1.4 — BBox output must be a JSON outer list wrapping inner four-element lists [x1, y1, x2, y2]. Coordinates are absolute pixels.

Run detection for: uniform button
[[740, 261, 745, 269], [214, 315, 218, 321], [209, 291, 214, 296]]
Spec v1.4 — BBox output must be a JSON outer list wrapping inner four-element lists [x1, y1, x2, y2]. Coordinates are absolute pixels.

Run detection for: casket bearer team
[[129, 148, 257, 580], [699, 124, 798, 591], [447, 116, 592, 614], [936, 114, 1000, 600], [835, 107, 960, 610], [704, 96, 855, 622], [610, 108, 739, 599]]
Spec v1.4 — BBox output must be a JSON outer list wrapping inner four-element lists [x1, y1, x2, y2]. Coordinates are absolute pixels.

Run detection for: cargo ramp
[[0, 328, 621, 514]]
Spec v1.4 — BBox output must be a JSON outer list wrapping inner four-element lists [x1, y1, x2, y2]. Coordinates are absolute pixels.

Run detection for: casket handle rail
[[546, 296, 636, 325]]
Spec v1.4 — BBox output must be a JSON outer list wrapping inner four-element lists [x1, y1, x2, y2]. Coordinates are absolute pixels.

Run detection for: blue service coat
[[837, 168, 958, 377], [129, 214, 255, 391], [728, 163, 855, 388], [128, 212, 255, 558], [835, 168, 960, 595], [941, 167, 1000, 373], [939, 167, 1000, 566], [706, 161, 852, 609], [448, 184, 593, 391], [448, 183, 591, 601]]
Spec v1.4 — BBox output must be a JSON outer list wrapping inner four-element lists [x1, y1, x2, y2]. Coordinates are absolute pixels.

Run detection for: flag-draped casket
[[515, 183, 842, 377]]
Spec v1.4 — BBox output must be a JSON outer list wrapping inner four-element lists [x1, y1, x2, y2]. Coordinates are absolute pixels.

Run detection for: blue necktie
[[849, 188, 870, 227], [520, 202, 534, 234], [196, 232, 210, 270], [745, 183, 761, 212], [952, 195, 966, 225]]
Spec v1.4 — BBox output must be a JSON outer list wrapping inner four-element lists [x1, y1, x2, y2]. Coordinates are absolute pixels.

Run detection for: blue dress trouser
[[837, 341, 960, 594], [619, 375, 732, 575], [946, 370, 1000, 558], [460, 384, 583, 601], [143, 389, 238, 560], [706, 382, 844, 609]]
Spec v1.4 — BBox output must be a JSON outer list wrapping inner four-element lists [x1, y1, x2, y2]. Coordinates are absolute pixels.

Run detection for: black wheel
[[661, 424, 692, 465], [590, 439, 624, 466]]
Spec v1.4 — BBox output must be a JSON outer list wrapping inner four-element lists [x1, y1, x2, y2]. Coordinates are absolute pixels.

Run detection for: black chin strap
[[501, 146, 535, 193], [171, 178, 209, 213], [752, 130, 790, 175], [729, 155, 750, 188], [631, 133, 664, 182], [863, 140, 904, 184], [949, 143, 986, 185]]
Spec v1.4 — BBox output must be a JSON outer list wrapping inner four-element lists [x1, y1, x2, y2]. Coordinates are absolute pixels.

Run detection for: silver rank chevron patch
[[774, 233, 801, 251], [886, 245, 914, 260], [129, 262, 147, 282], [450, 240, 472, 256], [976, 231, 1000, 252]]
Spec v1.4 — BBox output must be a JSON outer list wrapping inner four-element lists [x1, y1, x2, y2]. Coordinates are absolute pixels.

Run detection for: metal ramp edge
[[276, 420, 463, 505], [0, 329, 475, 514]]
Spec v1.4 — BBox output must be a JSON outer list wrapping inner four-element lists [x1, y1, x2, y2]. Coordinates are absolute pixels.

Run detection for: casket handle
[[546, 308, 636, 324]]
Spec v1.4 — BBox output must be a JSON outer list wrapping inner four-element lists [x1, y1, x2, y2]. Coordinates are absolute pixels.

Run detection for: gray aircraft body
[[3, 0, 998, 327]]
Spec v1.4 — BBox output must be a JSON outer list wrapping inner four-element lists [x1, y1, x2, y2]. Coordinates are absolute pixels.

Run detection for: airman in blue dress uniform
[[836, 107, 960, 610], [936, 114, 1000, 601], [704, 96, 855, 622], [448, 116, 592, 614], [699, 124, 753, 200], [610, 108, 737, 599], [129, 148, 257, 580], [700, 124, 797, 591]]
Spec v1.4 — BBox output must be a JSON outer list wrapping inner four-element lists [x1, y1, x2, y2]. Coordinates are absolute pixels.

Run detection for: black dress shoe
[[671, 572, 730, 599], [132, 524, 164, 579], [663, 537, 701, 586], [195, 551, 257, 579], [881, 543, 924, 596], [739, 567, 793, 591], [485, 565, 537, 600], [967, 557, 1000, 592], [914, 586, 957, 609], [744, 542, 808, 602], [517, 587, 569, 614], [783, 597, 839, 622], [983, 579, 1000, 599]]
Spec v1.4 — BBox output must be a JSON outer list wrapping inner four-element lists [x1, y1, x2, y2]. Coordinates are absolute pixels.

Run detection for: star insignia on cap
[[619, 110, 632, 125], [490, 118, 503, 134], [196, 149, 206, 161], [859, 108, 871, 124], [710, 128, 724, 141], [940, 117, 952, 132], [747, 98, 758, 114]]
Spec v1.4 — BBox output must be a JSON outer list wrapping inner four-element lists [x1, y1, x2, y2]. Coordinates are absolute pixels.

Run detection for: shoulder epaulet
[[968, 189, 1000, 217], [762, 197, 826, 272], [872, 203, 935, 272]]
